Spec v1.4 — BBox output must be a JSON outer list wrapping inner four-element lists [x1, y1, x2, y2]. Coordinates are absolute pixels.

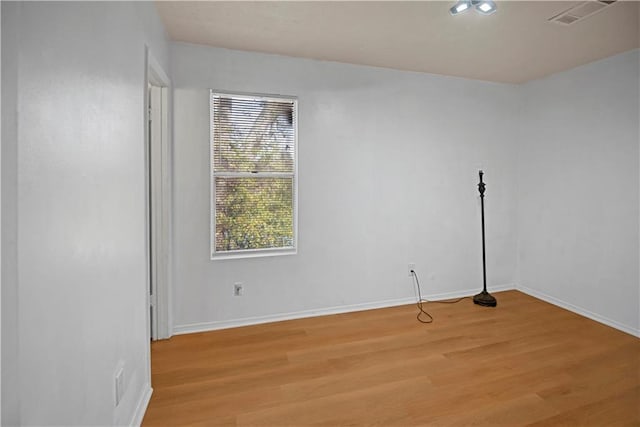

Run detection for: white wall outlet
[[233, 282, 243, 296], [408, 263, 416, 277], [114, 365, 124, 407]]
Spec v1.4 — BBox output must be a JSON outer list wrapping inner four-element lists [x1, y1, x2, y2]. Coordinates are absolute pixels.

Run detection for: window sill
[[211, 247, 297, 261]]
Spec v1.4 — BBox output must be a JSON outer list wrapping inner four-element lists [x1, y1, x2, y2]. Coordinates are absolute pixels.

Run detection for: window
[[210, 91, 297, 259]]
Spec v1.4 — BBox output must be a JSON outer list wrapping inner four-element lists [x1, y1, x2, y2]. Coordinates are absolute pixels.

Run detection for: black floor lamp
[[473, 170, 497, 307]]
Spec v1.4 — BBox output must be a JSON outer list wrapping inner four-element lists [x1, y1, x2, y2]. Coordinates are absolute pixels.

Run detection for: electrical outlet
[[233, 282, 243, 296], [408, 263, 416, 277], [114, 366, 124, 407]]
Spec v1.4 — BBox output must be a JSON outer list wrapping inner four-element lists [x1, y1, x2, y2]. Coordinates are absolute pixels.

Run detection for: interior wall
[[1, 2, 170, 425], [517, 49, 640, 336], [0, 2, 3, 422], [171, 42, 520, 332], [1, 2, 19, 424]]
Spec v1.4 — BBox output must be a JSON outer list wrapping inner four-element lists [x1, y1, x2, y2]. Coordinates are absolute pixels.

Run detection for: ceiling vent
[[548, 1, 617, 25]]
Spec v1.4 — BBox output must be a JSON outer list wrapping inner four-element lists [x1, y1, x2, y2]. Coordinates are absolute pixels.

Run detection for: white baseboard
[[517, 285, 640, 338], [427, 283, 514, 301], [130, 384, 153, 427], [173, 284, 516, 335]]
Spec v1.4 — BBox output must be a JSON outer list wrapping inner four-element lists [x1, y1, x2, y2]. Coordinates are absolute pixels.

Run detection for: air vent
[[549, 0, 617, 25], [556, 14, 580, 25]]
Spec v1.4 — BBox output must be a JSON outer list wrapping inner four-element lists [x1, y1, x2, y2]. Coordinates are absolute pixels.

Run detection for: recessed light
[[475, 1, 497, 15], [450, 0, 497, 16], [450, 1, 472, 15]]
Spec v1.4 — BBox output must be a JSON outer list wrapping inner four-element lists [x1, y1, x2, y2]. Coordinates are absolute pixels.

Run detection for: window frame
[[210, 90, 298, 260]]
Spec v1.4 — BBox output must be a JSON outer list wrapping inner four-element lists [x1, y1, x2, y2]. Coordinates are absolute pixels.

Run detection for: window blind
[[211, 92, 297, 257]]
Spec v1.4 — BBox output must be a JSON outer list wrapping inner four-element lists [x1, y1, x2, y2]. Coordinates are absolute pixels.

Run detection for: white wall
[[171, 43, 520, 332], [1, 2, 170, 425], [517, 49, 640, 336], [2, 3, 19, 424], [0, 2, 4, 423]]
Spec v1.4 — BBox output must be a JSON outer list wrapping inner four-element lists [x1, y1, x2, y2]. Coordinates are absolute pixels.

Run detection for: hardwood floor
[[142, 291, 640, 426]]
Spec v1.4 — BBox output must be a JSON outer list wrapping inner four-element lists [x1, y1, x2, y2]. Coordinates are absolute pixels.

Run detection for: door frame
[[144, 47, 172, 343]]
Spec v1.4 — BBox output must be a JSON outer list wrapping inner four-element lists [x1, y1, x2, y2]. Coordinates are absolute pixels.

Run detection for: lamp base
[[473, 290, 497, 307]]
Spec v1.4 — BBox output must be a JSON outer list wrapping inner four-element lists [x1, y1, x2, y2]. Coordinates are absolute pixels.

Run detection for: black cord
[[411, 270, 470, 324]]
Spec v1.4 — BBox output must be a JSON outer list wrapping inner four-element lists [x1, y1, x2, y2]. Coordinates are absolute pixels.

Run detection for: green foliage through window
[[211, 93, 297, 255]]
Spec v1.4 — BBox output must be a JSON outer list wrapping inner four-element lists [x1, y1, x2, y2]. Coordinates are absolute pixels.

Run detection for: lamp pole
[[473, 170, 497, 307]]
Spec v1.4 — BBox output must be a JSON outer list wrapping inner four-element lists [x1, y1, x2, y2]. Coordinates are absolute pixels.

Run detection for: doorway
[[145, 49, 171, 342]]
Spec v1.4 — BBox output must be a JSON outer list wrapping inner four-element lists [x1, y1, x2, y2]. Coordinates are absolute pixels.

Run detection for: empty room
[[1, 1, 639, 426]]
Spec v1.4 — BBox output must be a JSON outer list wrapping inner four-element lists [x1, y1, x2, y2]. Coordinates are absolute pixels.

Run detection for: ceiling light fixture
[[449, 0, 497, 16], [475, 1, 497, 15], [449, 1, 471, 15]]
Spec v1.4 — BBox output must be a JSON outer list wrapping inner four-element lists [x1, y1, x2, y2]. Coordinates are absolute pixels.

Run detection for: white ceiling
[[156, 1, 640, 84]]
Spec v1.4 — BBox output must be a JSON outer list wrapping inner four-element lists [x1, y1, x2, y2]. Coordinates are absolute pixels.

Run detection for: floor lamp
[[473, 170, 497, 307]]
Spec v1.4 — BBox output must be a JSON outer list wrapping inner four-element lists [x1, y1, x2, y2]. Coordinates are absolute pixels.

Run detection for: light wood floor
[[143, 291, 640, 426]]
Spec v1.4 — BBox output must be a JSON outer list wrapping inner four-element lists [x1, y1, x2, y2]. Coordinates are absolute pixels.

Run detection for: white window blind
[[211, 92, 297, 258]]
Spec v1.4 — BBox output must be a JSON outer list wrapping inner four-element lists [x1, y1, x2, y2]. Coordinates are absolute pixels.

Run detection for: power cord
[[410, 270, 470, 324]]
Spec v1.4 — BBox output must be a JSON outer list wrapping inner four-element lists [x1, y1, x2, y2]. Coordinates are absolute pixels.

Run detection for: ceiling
[[156, 1, 640, 84]]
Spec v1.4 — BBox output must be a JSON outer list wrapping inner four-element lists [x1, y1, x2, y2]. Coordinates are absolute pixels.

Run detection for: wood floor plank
[[143, 290, 640, 426]]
